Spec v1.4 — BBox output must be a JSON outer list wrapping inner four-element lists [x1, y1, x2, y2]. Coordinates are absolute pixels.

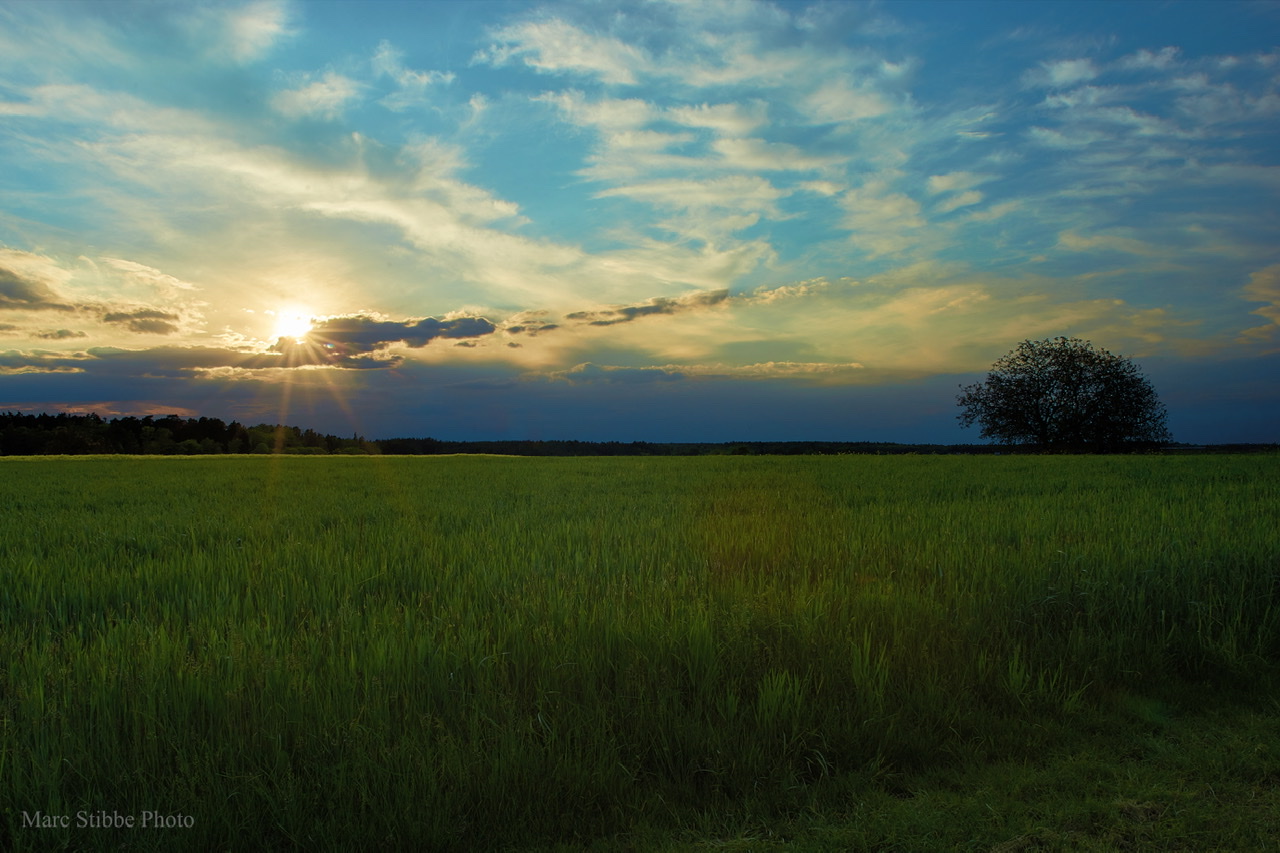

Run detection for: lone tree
[[957, 336, 1171, 451]]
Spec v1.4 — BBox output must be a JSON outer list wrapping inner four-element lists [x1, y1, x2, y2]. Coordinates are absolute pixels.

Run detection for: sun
[[270, 309, 314, 342]]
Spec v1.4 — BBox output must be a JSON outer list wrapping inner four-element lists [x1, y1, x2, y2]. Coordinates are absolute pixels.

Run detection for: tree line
[[0, 412, 377, 456], [0, 413, 1015, 456], [2, 411, 1273, 458]]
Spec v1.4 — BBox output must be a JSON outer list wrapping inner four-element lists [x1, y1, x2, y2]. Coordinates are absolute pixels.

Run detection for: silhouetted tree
[[957, 337, 1171, 451]]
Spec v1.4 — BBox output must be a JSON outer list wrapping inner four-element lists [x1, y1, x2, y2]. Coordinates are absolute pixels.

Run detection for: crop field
[[1, 454, 1278, 850]]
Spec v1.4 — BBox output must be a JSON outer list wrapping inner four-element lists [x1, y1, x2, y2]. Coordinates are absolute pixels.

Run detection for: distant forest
[[0, 411, 1272, 456]]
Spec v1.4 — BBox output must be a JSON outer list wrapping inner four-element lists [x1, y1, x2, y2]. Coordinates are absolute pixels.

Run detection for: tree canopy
[[957, 337, 1171, 451]]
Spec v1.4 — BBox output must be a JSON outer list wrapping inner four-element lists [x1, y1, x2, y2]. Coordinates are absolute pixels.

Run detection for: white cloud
[[100, 258, 199, 294], [234, 1, 291, 59], [597, 175, 787, 217], [272, 72, 362, 120], [218, 0, 294, 63], [1028, 58, 1098, 88], [964, 201, 1020, 223], [798, 180, 843, 196], [1120, 46, 1180, 71], [839, 182, 924, 256], [537, 91, 655, 130], [926, 171, 990, 194], [934, 190, 983, 214], [712, 137, 843, 172], [372, 41, 454, 111], [666, 101, 768, 136], [1057, 230, 1157, 256], [679, 361, 867, 382], [802, 77, 892, 124], [475, 17, 649, 85], [745, 278, 834, 304], [575, 129, 702, 183]]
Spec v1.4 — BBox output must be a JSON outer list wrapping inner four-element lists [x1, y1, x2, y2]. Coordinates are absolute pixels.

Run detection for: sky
[[1, 0, 1277, 444]]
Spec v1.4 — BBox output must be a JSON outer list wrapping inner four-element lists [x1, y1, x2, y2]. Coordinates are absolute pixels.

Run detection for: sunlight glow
[[271, 310, 314, 342]]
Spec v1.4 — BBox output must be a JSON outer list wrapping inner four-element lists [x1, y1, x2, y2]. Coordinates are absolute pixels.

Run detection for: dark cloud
[[566, 289, 728, 326], [503, 309, 559, 337], [102, 308, 181, 335], [34, 329, 88, 340], [303, 314, 497, 353], [504, 322, 559, 335], [0, 265, 74, 311]]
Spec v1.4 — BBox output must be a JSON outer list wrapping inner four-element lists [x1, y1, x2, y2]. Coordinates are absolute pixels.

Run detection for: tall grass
[[0, 454, 1276, 849]]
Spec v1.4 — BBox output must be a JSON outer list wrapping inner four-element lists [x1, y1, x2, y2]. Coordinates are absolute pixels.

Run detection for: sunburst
[[270, 310, 314, 343]]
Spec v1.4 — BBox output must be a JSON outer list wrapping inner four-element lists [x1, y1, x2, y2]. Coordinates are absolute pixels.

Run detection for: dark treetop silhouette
[[956, 336, 1172, 452]]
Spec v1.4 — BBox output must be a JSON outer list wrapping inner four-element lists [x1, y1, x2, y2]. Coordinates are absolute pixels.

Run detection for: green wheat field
[[2, 454, 1278, 850]]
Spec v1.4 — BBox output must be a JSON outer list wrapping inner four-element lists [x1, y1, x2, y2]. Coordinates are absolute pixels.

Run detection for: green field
[[2, 454, 1277, 850]]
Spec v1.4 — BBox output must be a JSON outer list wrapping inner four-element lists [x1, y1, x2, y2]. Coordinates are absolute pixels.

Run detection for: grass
[[0, 453, 1277, 850]]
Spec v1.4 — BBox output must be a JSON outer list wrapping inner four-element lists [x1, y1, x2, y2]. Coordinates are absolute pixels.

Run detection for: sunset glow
[[270, 311, 315, 344], [0, 1, 1276, 442]]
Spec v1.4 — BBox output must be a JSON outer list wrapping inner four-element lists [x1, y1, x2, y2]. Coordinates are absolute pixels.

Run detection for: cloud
[[1028, 58, 1099, 88], [503, 310, 560, 337], [838, 181, 925, 256], [0, 252, 204, 339], [33, 329, 87, 340], [0, 263, 74, 311], [802, 77, 893, 124], [926, 172, 991, 194], [1120, 47, 1181, 71], [536, 359, 866, 387], [565, 289, 728, 326], [0, 342, 400, 377], [302, 313, 498, 353], [1240, 264, 1280, 340], [544, 362, 685, 384], [221, 0, 294, 63], [744, 278, 837, 304], [536, 91, 655, 130], [1057, 230, 1156, 256], [101, 308, 182, 335], [475, 17, 650, 85], [934, 190, 984, 214], [596, 175, 787, 218], [666, 101, 769, 136], [272, 71, 363, 120], [696, 361, 866, 382], [372, 40, 454, 111], [711, 137, 843, 171], [100, 258, 198, 294]]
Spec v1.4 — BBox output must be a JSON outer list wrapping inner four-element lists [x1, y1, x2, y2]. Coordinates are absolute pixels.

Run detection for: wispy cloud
[[272, 71, 363, 120], [1240, 264, 1280, 345], [215, 0, 295, 64], [1027, 58, 1099, 88], [475, 17, 650, 85], [372, 40, 454, 111]]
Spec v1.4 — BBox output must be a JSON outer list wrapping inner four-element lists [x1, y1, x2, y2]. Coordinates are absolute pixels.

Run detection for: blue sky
[[1, 0, 1277, 443]]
